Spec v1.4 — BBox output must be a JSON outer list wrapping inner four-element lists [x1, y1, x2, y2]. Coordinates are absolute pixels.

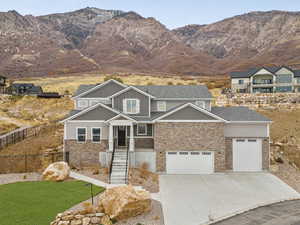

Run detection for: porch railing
[[109, 138, 117, 184], [125, 138, 130, 184]]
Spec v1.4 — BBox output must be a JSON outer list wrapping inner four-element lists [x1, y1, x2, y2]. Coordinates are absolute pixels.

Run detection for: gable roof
[[230, 66, 297, 78], [134, 85, 212, 99], [153, 103, 227, 122], [72, 79, 127, 99], [110, 86, 156, 98], [211, 106, 271, 122], [60, 102, 135, 123]]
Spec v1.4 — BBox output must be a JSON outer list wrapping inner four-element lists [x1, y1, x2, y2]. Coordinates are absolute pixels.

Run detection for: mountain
[[80, 12, 216, 75], [173, 11, 300, 70], [1, 9, 300, 77]]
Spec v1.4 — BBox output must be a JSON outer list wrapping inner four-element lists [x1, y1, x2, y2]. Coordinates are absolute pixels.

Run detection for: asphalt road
[[213, 200, 300, 225]]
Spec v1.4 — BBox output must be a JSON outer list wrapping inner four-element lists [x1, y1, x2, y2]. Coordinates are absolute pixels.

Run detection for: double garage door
[[166, 151, 214, 174]]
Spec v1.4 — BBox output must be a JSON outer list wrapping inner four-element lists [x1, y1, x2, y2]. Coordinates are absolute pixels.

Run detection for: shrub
[[167, 81, 174, 85]]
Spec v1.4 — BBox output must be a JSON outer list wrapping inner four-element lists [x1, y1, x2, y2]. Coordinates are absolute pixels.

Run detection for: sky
[[1, 0, 300, 29]]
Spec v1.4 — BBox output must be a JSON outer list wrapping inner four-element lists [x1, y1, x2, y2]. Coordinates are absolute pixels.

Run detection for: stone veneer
[[64, 140, 107, 168], [154, 122, 226, 172], [225, 137, 270, 170]]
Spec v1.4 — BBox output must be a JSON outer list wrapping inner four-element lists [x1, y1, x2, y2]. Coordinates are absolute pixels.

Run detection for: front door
[[117, 126, 126, 147]]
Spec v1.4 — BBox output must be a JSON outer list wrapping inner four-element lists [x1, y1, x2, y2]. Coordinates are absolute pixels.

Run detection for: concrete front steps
[[110, 150, 129, 184]]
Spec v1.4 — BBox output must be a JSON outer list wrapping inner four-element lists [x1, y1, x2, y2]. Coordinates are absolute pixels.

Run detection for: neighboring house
[[9, 83, 43, 96], [0, 75, 6, 93], [61, 79, 271, 183], [230, 66, 300, 93]]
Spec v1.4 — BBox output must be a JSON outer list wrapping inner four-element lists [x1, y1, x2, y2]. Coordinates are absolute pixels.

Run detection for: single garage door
[[233, 138, 262, 172], [166, 151, 214, 174]]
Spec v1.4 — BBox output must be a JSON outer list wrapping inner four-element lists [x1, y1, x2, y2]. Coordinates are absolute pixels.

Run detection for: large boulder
[[99, 185, 151, 220], [42, 162, 70, 181]]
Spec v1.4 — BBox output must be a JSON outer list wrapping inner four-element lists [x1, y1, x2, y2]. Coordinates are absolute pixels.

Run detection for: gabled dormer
[[110, 86, 155, 117], [72, 79, 127, 110]]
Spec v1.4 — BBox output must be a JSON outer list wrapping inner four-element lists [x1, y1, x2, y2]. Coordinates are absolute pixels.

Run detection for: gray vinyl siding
[[113, 89, 150, 116], [65, 121, 109, 140], [72, 105, 117, 121], [151, 100, 211, 111], [161, 106, 216, 120], [81, 81, 125, 98], [224, 123, 269, 137]]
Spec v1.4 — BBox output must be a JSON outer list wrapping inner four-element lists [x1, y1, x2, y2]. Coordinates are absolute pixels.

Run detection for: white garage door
[[233, 138, 262, 172], [166, 151, 214, 174]]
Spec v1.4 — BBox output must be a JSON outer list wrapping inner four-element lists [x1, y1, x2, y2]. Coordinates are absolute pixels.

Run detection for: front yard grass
[[0, 180, 104, 225]]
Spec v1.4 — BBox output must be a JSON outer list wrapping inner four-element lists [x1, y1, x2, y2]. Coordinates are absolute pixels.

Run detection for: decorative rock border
[[50, 211, 110, 225]]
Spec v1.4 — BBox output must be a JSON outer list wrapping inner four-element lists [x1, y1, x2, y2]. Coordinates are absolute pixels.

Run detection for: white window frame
[[76, 127, 87, 143], [157, 101, 166, 112], [123, 98, 140, 114], [137, 124, 147, 135], [91, 127, 102, 143], [195, 100, 205, 109], [77, 100, 89, 108]]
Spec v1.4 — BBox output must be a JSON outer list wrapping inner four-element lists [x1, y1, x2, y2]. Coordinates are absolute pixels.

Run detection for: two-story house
[[230, 66, 300, 93], [0, 75, 6, 94], [61, 79, 271, 184]]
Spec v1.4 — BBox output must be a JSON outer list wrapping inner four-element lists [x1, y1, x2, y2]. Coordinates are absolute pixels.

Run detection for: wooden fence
[[0, 126, 42, 150], [0, 151, 67, 174]]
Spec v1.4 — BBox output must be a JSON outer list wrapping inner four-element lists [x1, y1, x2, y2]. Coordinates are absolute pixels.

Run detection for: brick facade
[[225, 137, 270, 170], [154, 122, 226, 172], [64, 140, 107, 168], [135, 138, 154, 149]]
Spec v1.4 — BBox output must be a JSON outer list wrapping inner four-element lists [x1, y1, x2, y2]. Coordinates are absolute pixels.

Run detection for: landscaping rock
[[82, 217, 90, 225], [98, 185, 151, 220], [101, 215, 112, 225], [42, 162, 70, 181], [70, 220, 81, 225], [90, 216, 100, 224]]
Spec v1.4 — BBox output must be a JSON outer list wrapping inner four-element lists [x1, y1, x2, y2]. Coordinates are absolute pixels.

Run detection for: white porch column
[[109, 124, 114, 152], [129, 124, 134, 152]]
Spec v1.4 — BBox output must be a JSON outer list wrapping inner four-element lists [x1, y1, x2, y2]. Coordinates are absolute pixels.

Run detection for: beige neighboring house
[[230, 66, 300, 93], [61, 79, 271, 184]]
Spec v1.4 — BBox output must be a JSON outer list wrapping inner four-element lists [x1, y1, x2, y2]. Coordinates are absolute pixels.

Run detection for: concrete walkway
[[70, 171, 159, 200], [213, 200, 300, 225], [159, 173, 300, 225]]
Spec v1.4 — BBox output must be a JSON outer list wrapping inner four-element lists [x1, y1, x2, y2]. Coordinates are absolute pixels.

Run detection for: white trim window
[[91, 127, 101, 142], [137, 124, 147, 135], [123, 99, 140, 114], [77, 128, 87, 142], [195, 101, 205, 109], [157, 101, 166, 112], [77, 100, 89, 108]]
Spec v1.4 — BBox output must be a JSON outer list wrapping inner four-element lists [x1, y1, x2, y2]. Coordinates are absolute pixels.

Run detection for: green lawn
[[0, 181, 104, 225]]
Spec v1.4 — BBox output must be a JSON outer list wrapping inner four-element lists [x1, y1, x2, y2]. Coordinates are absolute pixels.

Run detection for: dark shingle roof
[[211, 106, 271, 122], [134, 85, 212, 99], [230, 66, 297, 78], [73, 84, 212, 99], [294, 70, 300, 77], [73, 84, 97, 97]]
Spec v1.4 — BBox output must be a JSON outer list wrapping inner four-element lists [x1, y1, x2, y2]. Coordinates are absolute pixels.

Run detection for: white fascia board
[[153, 103, 227, 122], [110, 86, 156, 99], [60, 102, 121, 123], [156, 120, 224, 123], [154, 98, 213, 100], [72, 79, 127, 99], [228, 121, 272, 124], [105, 114, 136, 123]]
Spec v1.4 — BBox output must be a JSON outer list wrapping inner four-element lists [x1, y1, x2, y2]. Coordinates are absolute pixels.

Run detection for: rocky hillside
[[173, 11, 300, 70], [1, 9, 300, 77]]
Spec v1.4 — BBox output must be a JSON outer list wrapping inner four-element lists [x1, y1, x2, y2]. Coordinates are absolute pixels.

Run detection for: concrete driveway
[[159, 173, 300, 225]]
